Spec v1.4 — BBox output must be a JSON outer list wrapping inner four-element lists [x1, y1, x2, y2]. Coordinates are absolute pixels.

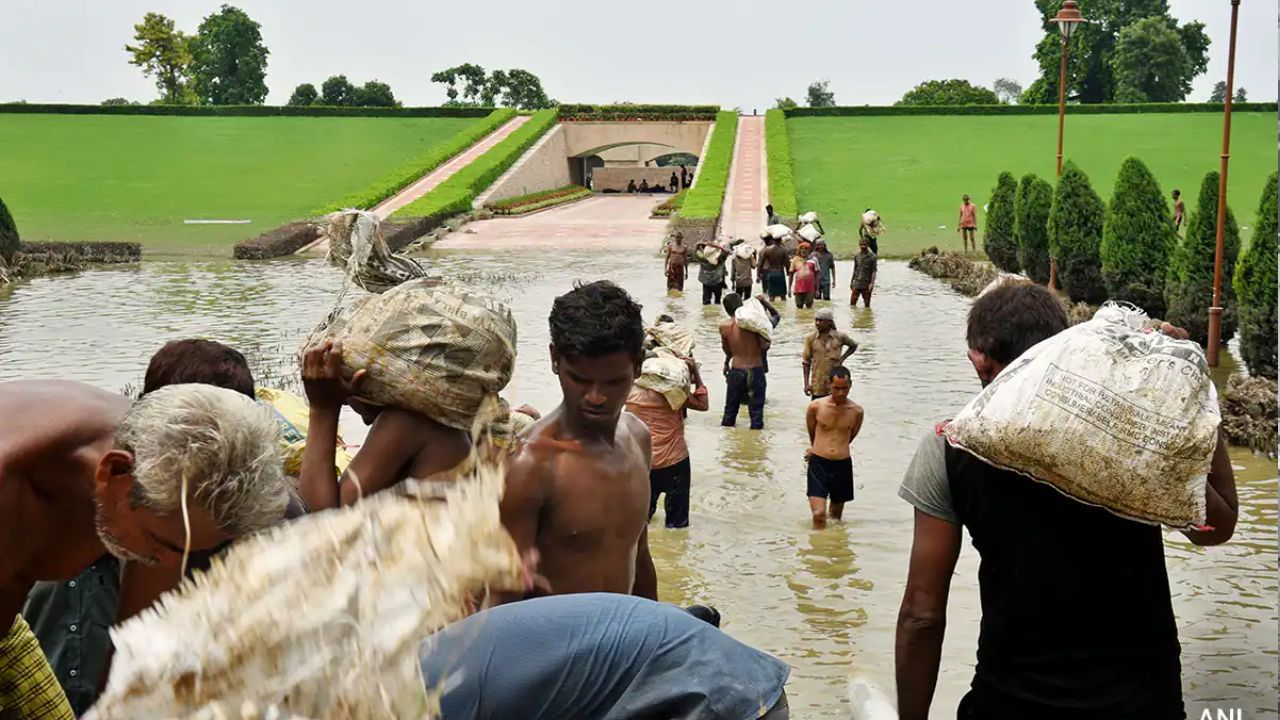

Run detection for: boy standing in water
[[804, 366, 864, 527]]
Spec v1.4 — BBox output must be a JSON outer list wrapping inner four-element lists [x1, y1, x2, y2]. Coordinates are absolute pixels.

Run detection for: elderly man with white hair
[[0, 380, 288, 718]]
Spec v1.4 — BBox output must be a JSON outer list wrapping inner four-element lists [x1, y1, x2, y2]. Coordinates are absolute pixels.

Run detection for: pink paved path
[[433, 195, 665, 250], [718, 115, 767, 244]]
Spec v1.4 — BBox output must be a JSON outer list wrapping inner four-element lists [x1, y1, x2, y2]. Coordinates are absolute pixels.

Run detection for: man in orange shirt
[[625, 355, 709, 528], [958, 194, 979, 253]]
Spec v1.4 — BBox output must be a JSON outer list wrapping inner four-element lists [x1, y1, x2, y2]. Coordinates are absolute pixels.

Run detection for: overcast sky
[[2, 0, 1275, 109]]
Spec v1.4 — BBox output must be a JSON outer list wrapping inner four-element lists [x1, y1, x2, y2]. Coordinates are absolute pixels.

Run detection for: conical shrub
[[983, 171, 1019, 272], [1101, 157, 1176, 317], [1048, 161, 1106, 303], [1165, 171, 1241, 346], [1232, 172, 1277, 378], [1015, 174, 1053, 284], [0, 195, 18, 265]]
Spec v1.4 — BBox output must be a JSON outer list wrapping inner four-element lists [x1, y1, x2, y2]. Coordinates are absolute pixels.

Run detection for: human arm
[[339, 411, 465, 506], [1182, 433, 1238, 546], [840, 333, 859, 362], [754, 295, 782, 327], [683, 358, 710, 412], [801, 336, 813, 396], [896, 510, 962, 720], [632, 524, 658, 600], [298, 341, 366, 512], [495, 447, 547, 603], [806, 401, 818, 446], [849, 405, 865, 443], [719, 324, 732, 375]]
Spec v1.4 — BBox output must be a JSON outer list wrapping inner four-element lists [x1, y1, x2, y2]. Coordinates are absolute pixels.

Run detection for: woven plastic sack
[[944, 302, 1219, 529], [86, 464, 525, 720], [324, 210, 431, 294], [798, 211, 820, 224], [636, 350, 692, 409], [735, 298, 773, 342], [733, 243, 756, 261], [797, 224, 822, 243], [646, 320, 694, 358], [308, 280, 517, 431], [861, 211, 883, 237], [697, 244, 725, 265], [765, 224, 793, 240]]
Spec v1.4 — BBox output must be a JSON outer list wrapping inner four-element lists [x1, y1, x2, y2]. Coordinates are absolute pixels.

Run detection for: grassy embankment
[[787, 112, 1276, 257], [0, 113, 484, 254]]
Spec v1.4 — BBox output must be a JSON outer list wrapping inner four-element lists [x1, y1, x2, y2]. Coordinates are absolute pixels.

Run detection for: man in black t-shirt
[[894, 283, 1239, 720]]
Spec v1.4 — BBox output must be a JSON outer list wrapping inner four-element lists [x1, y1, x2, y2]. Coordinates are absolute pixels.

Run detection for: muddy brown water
[[0, 253, 1274, 718]]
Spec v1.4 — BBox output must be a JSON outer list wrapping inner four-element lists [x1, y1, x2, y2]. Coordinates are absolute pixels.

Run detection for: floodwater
[[0, 252, 1275, 719]]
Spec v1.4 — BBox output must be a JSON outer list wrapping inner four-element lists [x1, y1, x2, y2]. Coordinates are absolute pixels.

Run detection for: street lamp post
[[1206, 0, 1242, 367], [1048, 0, 1087, 291]]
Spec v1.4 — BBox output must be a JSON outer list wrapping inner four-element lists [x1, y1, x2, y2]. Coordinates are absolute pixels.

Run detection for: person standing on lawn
[[894, 282, 1238, 720], [625, 355, 708, 529], [1172, 189, 1186, 232], [804, 366, 863, 528], [958, 194, 979, 253], [812, 240, 836, 301], [802, 308, 858, 399], [850, 238, 878, 308]]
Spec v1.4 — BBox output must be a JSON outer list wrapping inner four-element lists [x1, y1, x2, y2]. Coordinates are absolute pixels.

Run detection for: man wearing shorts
[[958, 194, 978, 253], [759, 236, 789, 301], [625, 355, 708, 529], [850, 238, 878, 308], [804, 366, 864, 527]]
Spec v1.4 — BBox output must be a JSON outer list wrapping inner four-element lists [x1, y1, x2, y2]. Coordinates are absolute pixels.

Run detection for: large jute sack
[[798, 211, 820, 224], [944, 303, 1219, 529], [86, 465, 524, 720], [636, 349, 692, 409], [646, 320, 694, 358], [735, 298, 773, 342], [861, 211, 883, 236], [797, 223, 822, 243], [308, 280, 517, 431]]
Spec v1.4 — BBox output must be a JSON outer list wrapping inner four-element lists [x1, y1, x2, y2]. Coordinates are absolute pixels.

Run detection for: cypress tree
[[0, 195, 18, 265], [1048, 161, 1106, 303], [983, 171, 1020, 272], [1100, 157, 1176, 317], [1232, 172, 1278, 378], [1015, 173, 1053, 284], [1165, 171, 1241, 347]]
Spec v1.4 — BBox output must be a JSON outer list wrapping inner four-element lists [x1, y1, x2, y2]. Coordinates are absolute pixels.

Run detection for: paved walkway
[[433, 195, 665, 250], [300, 115, 531, 254], [718, 115, 768, 245]]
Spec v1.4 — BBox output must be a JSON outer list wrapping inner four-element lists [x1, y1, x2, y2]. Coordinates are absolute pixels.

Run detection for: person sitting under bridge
[[628, 179, 638, 193]]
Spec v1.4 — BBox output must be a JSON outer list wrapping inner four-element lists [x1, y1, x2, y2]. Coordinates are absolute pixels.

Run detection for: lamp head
[[1051, 0, 1087, 39]]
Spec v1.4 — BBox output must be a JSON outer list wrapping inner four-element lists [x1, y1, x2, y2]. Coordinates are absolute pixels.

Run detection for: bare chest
[[542, 449, 650, 552]]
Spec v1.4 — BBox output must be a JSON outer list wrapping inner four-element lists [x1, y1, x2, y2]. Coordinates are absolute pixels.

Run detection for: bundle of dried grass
[[1221, 374, 1278, 455], [86, 464, 524, 720]]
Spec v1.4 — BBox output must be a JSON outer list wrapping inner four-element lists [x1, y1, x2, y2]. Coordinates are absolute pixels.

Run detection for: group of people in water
[[0, 203, 1242, 718]]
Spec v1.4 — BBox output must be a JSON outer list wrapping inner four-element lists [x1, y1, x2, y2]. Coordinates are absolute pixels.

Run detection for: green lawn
[[788, 112, 1276, 257], [0, 114, 478, 255]]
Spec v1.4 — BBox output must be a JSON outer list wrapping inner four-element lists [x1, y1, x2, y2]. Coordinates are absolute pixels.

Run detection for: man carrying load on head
[[0, 381, 290, 720], [894, 282, 1238, 720], [626, 353, 708, 529]]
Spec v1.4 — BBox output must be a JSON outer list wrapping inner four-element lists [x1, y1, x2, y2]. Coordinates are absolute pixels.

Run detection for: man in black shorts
[[804, 366, 864, 527]]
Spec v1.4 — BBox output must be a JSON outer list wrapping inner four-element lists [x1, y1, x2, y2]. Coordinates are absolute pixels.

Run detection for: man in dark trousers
[[894, 282, 1238, 720]]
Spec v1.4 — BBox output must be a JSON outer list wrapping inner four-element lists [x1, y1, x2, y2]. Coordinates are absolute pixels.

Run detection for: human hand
[[514, 404, 541, 420], [520, 548, 553, 595], [301, 340, 366, 410], [803, 386, 812, 397], [1158, 322, 1190, 341], [804, 447, 813, 461]]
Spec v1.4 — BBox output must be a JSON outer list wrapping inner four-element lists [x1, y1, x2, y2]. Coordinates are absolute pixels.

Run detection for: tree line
[[979, 161, 1276, 379], [116, 6, 554, 109]]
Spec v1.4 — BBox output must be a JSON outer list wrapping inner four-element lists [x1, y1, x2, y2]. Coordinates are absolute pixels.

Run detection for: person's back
[[418, 593, 790, 720], [941, 441, 1183, 716]]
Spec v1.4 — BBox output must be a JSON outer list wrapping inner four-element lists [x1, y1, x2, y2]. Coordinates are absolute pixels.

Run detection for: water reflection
[[0, 254, 1273, 718]]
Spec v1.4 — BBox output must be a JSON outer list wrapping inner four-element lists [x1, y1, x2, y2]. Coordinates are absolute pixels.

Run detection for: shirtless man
[[720, 293, 773, 430], [0, 381, 288, 716], [1172, 189, 1186, 232], [958, 194, 979, 253], [501, 280, 657, 600], [297, 339, 472, 511], [805, 366, 864, 527], [758, 236, 790, 302]]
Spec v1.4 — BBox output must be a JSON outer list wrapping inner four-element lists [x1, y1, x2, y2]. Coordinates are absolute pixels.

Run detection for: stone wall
[[474, 125, 572, 207], [592, 167, 686, 193]]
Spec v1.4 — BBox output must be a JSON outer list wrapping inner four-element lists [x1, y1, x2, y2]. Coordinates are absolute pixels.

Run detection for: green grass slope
[[788, 112, 1275, 257], [0, 114, 478, 254]]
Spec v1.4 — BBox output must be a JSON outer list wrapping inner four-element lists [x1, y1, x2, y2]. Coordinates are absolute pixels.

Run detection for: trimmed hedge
[[558, 104, 719, 121], [395, 109, 559, 219], [1048, 161, 1107, 303], [678, 111, 739, 220], [1165, 171, 1241, 346], [0, 195, 18, 264], [983, 171, 1019, 272], [233, 222, 321, 259], [1015, 174, 1053, 284], [487, 185, 590, 215], [1100, 157, 1176, 317], [765, 109, 798, 218], [1233, 173, 1278, 378], [652, 191, 687, 218], [785, 102, 1278, 117], [315, 108, 515, 214], [0, 103, 494, 118]]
